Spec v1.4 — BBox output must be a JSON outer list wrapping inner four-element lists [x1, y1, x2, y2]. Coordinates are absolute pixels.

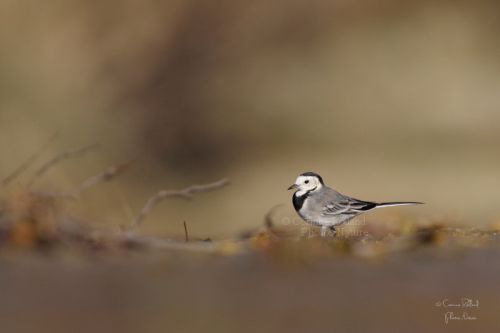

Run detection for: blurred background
[[1, 0, 500, 238]]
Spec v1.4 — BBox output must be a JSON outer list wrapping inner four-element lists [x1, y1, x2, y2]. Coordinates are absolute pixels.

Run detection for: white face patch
[[294, 175, 322, 196]]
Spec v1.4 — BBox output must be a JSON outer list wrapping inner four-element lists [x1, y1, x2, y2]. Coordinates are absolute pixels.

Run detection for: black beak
[[288, 184, 298, 190]]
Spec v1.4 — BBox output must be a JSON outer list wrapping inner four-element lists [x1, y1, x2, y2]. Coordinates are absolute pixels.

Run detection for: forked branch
[[133, 178, 230, 227]]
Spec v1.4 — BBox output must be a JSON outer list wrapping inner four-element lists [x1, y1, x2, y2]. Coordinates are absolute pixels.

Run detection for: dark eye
[[304, 180, 309, 184]]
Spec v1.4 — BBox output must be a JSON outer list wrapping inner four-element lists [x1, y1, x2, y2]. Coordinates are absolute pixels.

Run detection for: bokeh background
[[2, 0, 500, 238]]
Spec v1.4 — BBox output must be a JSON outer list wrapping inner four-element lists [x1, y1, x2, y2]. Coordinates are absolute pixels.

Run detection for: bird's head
[[288, 172, 324, 196]]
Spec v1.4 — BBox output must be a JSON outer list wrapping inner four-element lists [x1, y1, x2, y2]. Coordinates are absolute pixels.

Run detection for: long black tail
[[375, 201, 424, 208]]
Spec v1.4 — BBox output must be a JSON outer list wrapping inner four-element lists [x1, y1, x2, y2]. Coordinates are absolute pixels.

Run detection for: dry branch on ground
[[132, 178, 231, 227]]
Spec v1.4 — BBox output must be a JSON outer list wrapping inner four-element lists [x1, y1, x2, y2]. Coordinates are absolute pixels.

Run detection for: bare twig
[[1, 132, 59, 187], [28, 143, 100, 187], [67, 161, 131, 198], [35, 161, 131, 199], [183, 221, 189, 242], [133, 178, 230, 228]]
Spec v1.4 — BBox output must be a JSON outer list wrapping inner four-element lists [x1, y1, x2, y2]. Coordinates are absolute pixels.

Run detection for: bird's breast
[[292, 192, 307, 211]]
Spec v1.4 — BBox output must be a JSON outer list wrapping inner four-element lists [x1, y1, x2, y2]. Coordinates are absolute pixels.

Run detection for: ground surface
[[0, 226, 499, 333]]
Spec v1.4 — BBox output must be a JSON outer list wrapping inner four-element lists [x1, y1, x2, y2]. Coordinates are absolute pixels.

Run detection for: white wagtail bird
[[288, 172, 423, 237]]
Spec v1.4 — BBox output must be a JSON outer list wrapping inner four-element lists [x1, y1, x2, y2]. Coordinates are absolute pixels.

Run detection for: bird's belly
[[298, 210, 337, 227], [298, 209, 354, 227]]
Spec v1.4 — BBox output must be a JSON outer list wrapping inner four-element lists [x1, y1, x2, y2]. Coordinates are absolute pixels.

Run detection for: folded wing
[[322, 198, 377, 216]]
